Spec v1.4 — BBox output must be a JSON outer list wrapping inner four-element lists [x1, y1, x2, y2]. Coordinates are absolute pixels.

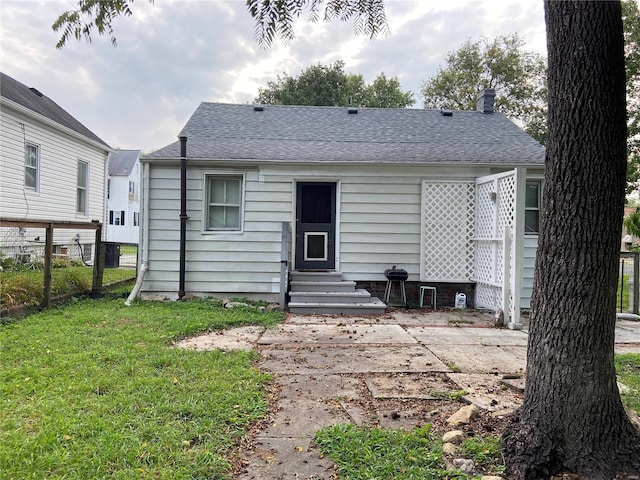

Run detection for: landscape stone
[[442, 430, 465, 444], [442, 442, 457, 455], [452, 458, 475, 473], [447, 404, 480, 425], [481, 476, 505, 480]]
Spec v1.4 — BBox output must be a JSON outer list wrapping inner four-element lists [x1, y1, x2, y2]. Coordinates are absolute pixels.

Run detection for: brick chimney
[[477, 89, 496, 114]]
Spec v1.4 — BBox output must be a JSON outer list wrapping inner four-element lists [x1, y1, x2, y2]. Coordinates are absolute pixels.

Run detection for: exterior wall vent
[[348, 108, 358, 114], [440, 110, 453, 117], [29, 87, 43, 97], [253, 105, 264, 112]]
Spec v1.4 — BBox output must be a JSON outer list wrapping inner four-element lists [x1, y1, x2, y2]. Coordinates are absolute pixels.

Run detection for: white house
[[0, 72, 111, 263], [106, 149, 141, 245], [138, 91, 545, 328]]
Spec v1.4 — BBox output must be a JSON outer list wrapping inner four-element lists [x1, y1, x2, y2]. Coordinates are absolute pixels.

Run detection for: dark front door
[[295, 182, 336, 270]]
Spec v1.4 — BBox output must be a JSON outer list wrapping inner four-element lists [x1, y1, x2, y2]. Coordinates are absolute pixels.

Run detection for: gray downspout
[[178, 136, 188, 299]]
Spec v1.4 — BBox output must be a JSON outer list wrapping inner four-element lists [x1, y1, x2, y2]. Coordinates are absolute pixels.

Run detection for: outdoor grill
[[384, 266, 408, 281], [384, 266, 408, 306]]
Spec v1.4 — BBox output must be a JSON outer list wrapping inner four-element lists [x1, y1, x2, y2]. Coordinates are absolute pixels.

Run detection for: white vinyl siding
[[142, 166, 290, 298], [0, 104, 108, 223]]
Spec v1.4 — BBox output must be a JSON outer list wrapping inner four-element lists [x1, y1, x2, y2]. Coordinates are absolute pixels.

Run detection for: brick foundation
[[355, 281, 476, 309]]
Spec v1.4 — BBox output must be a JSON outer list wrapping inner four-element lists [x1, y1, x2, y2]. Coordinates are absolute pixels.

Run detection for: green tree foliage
[[254, 60, 415, 108], [53, 0, 386, 48], [420, 34, 548, 144], [52, 0, 143, 48], [247, 0, 388, 47]]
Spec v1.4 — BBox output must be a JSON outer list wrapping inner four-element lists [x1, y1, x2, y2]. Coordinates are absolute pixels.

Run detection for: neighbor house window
[[129, 181, 135, 194], [25, 143, 39, 190], [133, 212, 140, 226], [525, 181, 541, 234], [205, 175, 243, 231], [77, 160, 88, 215], [109, 210, 125, 225]]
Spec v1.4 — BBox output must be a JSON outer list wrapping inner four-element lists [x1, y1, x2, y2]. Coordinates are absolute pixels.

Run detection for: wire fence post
[[42, 223, 54, 308], [92, 223, 104, 297]]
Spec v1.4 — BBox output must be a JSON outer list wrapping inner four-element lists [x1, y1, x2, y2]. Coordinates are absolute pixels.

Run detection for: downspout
[[125, 161, 150, 306], [178, 136, 188, 299]]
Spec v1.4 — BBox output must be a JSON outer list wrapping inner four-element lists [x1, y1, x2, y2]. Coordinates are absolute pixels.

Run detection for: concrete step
[[289, 289, 372, 304], [289, 280, 357, 293], [290, 271, 343, 283], [288, 297, 387, 315]]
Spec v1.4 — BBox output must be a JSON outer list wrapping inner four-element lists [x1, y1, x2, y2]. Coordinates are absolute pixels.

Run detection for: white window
[[129, 181, 135, 194], [205, 175, 243, 231], [25, 143, 39, 190], [77, 160, 88, 215], [525, 181, 541, 234], [133, 211, 140, 226], [107, 179, 111, 199], [109, 210, 125, 225]]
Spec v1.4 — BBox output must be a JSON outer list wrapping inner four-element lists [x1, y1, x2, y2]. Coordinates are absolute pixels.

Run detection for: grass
[[0, 297, 284, 479], [617, 273, 631, 312], [1, 266, 135, 309], [616, 353, 640, 413]]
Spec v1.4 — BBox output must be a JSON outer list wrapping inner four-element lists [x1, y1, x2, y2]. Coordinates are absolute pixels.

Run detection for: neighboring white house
[[105, 149, 141, 244], [0, 72, 111, 262], [139, 91, 545, 327]]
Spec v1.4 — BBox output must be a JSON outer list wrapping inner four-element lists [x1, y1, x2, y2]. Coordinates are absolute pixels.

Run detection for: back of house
[[139, 91, 545, 327]]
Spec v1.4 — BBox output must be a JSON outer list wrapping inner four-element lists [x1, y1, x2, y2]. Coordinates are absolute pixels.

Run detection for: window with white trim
[[25, 143, 39, 190], [205, 175, 243, 231], [77, 160, 88, 215], [525, 181, 541, 234]]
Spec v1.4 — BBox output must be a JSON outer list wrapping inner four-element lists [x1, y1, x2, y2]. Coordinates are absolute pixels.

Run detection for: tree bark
[[502, 2, 640, 479]]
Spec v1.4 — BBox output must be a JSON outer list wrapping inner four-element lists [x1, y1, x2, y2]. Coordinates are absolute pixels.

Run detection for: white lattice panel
[[474, 171, 517, 313], [498, 175, 516, 234], [475, 181, 495, 239], [422, 182, 475, 281]]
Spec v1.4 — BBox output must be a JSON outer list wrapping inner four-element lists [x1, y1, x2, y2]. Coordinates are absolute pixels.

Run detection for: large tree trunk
[[502, 2, 640, 479]]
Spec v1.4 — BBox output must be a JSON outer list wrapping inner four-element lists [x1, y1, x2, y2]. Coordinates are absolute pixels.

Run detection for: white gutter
[[125, 162, 151, 306]]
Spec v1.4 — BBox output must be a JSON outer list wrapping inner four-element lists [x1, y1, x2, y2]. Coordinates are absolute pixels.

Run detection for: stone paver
[[260, 344, 450, 374], [173, 325, 265, 351], [365, 373, 458, 399], [426, 344, 527, 374], [406, 326, 528, 346], [258, 323, 417, 345]]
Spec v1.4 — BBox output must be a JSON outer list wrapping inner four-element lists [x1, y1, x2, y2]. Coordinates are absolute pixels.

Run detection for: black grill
[[384, 265, 408, 281]]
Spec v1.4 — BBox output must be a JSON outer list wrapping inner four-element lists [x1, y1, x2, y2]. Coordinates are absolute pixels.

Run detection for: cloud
[[0, 0, 546, 153]]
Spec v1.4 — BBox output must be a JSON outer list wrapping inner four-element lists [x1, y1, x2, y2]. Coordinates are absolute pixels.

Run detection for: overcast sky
[[0, 0, 547, 153]]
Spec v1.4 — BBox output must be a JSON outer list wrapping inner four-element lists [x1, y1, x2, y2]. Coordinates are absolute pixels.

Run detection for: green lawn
[[0, 298, 284, 479]]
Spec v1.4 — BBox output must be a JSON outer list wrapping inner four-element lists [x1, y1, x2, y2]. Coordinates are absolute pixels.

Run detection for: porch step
[[288, 297, 387, 315], [289, 289, 373, 304], [287, 270, 387, 315], [290, 271, 343, 283], [289, 280, 357, 293]]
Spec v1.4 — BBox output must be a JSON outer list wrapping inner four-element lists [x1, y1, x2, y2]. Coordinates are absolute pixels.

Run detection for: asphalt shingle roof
[[108, 149, 140, 176], [0, 72, 110, 149], [144, 102, 545, 165]]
